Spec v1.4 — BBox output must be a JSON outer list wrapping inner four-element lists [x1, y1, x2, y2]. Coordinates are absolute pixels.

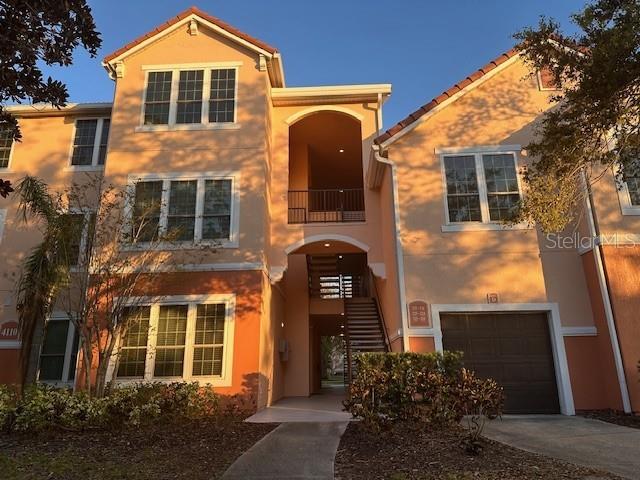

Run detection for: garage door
[[441, 312, 560, 414]]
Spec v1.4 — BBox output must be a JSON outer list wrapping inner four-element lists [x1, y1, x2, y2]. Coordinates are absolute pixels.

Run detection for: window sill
[[112, 376, 232, 387], [135, 123, 241, 133], [120, 240, 238, 251], [441, 222, 532, 232], [64, 165, 105, 172], [621, 206, 640, 216]]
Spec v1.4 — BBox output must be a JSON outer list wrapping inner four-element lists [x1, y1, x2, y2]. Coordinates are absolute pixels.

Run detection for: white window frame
[[0, 209, 6, 244], [0, 131, 15, 172], [107, 294, 236, 387], [136, 62, 242, 132], [66, 117, 111, 171], [37, 312, 79, 386], [64, 209, 95, 269], [438, 145, 530, 232], [124, 171, 240, 249], [615, 165, 640, 215]]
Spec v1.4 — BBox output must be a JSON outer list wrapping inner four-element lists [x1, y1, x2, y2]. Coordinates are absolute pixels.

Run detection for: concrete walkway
[[221, 422, 348, 480], [483, 415, 640, 479], [246, 387, 351, 423]]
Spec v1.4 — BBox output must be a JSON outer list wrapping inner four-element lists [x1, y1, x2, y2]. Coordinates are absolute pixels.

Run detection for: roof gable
[[375, 48, 520, 147], [102, 7, 284, 85], [103, 7, 277, 63]]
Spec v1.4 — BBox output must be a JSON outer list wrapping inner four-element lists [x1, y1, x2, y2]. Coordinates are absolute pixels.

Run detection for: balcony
[[288, 189, 365, 224]]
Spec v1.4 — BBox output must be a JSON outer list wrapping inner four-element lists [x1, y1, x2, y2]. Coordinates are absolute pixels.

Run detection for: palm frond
[[15, 176, 57, 225]]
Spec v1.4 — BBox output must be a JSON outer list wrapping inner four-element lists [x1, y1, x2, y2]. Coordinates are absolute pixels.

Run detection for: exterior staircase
[[343, 297, 388, 383]]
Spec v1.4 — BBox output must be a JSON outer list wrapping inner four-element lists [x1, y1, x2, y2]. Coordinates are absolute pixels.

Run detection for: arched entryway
[[287, 111, 365, 224], [276, 238, 389, 398]]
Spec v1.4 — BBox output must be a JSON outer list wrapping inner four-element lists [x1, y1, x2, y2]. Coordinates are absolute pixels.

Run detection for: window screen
[[444, 155, 481, 222], [482, 154, 520, 221], [209, 69, 236, 123], [154, 305, 188, 377], [202, 179, 231, 240], [192, 303, 226, 376], [176, 70, 203, 124], [117, 307, 151, 378], [167, 180, 197, 241], [144, 71, 172, 125]]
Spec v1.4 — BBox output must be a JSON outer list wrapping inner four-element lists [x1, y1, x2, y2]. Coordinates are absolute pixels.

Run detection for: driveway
[[483, 415, 640, 479]]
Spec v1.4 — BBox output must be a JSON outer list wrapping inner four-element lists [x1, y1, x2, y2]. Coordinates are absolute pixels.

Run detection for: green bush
[[0, 382, 223, 433], [343, 352, 504, 437]]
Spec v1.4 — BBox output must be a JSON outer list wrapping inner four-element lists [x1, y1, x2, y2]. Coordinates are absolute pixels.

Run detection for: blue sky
[[46, 0, 585, 127]]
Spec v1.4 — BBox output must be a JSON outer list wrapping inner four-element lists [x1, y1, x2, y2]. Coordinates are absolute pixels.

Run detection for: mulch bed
[[335, 422, 620, 480], [581, 410, 640, 430], [0, 417, 275, 480]]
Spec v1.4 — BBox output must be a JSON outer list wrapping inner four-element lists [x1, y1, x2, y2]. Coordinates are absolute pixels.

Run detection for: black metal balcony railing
[[309, 274, 366, 299], [288, 189, 365, 224]]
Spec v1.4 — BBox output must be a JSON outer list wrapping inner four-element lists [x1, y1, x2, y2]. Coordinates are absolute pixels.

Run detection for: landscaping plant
[[0, 382, 226, 433], [343, 352, 504, 454]]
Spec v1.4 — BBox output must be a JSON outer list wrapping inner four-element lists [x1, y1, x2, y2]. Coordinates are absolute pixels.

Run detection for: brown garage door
[[441, 312, 560, 414]]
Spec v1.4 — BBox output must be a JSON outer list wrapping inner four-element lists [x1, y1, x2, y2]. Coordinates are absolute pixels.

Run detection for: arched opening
[[278, 238, 388, 398], [288, 111, 365, 224]]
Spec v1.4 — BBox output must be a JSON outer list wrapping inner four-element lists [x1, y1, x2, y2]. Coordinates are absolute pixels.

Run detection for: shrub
[[343, 351, 504, 450], [1, 382, 224, 433]]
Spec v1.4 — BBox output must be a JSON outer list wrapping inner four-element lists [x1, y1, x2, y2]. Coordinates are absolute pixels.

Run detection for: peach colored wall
[[601, 246, 640, 412], [408, 336, 435, 353], [120, 270, 263, 401], [0, 350, 20, 385], [388, 57, 594, 333], [103, 23, 269, 266], [282, 254, 310, 396], [578, 250, 625, 410], [268, 103, 383, 269], [259, 271, 286, 406], [0, 111, 110, 363]]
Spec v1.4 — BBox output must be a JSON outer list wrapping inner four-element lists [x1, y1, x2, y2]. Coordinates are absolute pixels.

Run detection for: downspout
[[583, 172, 632, 412], [373, 144, 410, 352]]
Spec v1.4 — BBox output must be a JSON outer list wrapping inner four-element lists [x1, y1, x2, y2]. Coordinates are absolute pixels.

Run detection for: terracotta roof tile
[[103, 6, 277, 64], [375, 48, 520, 145]]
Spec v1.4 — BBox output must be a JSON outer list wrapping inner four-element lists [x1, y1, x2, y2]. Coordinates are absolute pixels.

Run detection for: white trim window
[[127, 172, 239, 248], [439, 147, 525, 231], [0, 127, 14, 170], [617, 163, 640, 215], [69, 118, 110, 169], [63, 211, 96, 266], [140, 62, 239, 131], [38, 314, 79, 385], [110, 295, 235, 386]]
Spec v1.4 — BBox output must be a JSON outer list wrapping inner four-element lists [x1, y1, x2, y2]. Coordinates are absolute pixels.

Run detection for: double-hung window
[[70, 118, 111, 168], [0, 127, 14, 169], [617, 161, 640, 215], [141, 63, 239, 130], [38, 314, 79, 384], [112, 295, 235, 385], [441, 148, 523, 230], [129, 173, 237, 246], [62, 212, 96, 266]]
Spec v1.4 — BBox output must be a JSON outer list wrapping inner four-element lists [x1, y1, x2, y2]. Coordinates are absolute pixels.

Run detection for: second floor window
[[142, 66, 238, 128], [130, 174, 235, 245], [0, 128, 13, 169], [71, 118, 110, 167], [442, 151, 521, 224]]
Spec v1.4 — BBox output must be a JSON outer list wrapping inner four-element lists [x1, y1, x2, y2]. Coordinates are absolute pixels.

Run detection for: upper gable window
[[140, 63, 239, 131], [440, 148, 528, 231], [0, 127, 14, 169], [70, 118, 110, 168]]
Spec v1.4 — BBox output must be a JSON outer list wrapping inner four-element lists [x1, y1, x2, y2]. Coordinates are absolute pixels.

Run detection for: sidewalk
[[221, 422, 348, 480]]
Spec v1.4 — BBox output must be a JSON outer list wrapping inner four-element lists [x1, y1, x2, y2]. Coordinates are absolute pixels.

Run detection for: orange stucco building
[[0, 7, 637, 415]]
